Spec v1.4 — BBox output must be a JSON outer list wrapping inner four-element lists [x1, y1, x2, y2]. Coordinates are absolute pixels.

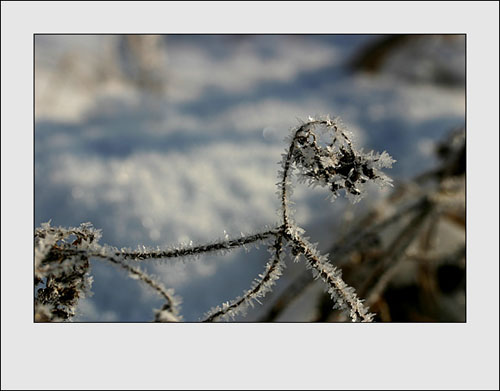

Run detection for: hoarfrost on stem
[[35, 115, 394, 322]]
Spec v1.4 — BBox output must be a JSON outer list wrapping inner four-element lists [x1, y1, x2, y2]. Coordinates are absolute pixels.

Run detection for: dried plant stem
[[116, 229, 280, 261], [50, 228, 279, 263], [258, 270, 313, 322], [286, 231, 374, 322], [202, 233, 284, 322], [35, 116, 395, 322], [98, 255, 182, 321], [359, 199, 434, 301], [276, 119, 375, 321]]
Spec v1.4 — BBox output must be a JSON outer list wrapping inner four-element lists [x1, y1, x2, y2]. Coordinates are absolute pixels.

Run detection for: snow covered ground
[[34, 34, 465, 321]]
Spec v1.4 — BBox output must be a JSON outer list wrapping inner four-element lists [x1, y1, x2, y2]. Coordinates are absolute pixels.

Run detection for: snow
[[34, 34, 465, 322]]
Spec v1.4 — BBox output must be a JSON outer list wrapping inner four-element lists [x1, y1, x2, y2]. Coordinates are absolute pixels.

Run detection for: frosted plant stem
[[280, 127, 299, 228], [98, 256, 182, 321], [285, 231, 374, 322], [258, 268, 313, 322], [108, 229, 280, 261], [202, 232, 284, 322], [278, 119, 375, 322], [35, 116, 395, 322], [52, 229, 280, 262]]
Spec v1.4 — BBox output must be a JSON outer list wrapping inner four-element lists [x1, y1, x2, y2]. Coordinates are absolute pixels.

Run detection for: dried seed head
[[291, 117, 395, 202]]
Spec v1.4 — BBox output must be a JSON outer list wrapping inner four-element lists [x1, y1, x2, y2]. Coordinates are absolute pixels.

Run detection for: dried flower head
[[290, 117, 395, 202]]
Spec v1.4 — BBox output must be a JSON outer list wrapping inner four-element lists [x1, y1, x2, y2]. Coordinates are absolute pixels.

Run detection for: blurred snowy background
[[34, 35, 465, 322]]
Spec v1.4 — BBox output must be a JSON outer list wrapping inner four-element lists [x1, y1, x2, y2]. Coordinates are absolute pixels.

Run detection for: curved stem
[[98, 255, 182, 321], [279, 119, 374, 322], [280, 128, 301, 229], [202, 230, 285, 322], [279, 119, 347, 229]]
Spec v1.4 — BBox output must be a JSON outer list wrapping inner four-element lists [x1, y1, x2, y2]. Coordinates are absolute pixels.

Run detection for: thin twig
[[202, 232, 284, 322], [98, 256, 182, 321]]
